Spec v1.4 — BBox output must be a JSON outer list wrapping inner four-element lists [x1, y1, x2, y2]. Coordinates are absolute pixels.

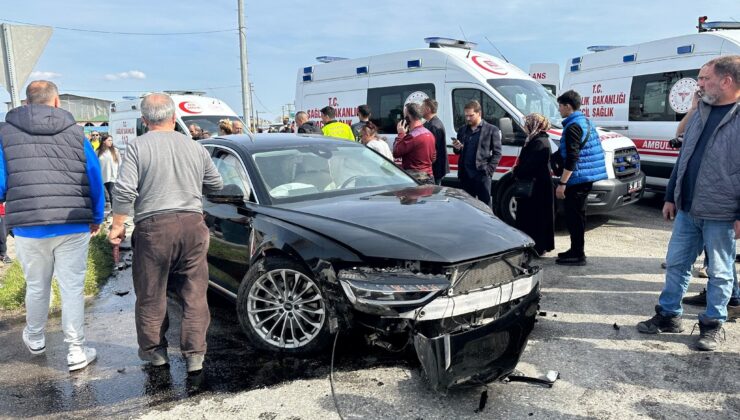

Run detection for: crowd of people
[[0, 55, 736, 378]]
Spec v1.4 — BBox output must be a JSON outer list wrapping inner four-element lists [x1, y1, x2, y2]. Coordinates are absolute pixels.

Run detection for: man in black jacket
[[423, 98, 449, 184], [295, 111, 322, 134], [452, 100, 502, 205]]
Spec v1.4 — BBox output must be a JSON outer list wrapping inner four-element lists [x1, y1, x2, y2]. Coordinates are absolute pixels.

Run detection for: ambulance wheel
[[496, 181, 517, 226]]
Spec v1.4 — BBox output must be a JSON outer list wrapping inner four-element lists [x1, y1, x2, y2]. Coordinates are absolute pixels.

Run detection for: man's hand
[[555, 184, 566, 200], [452, 139, 463, 151], [691, 90, 701, 110], [89, 224, 101, 236], [108, 224, 126, 245], [734, 220, 740, 239], [396, 119, 408, 136], [662, 202, 676, 221]]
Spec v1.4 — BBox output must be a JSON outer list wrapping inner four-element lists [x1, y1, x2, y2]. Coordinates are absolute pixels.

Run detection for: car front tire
[[237, 256, 332, 354]]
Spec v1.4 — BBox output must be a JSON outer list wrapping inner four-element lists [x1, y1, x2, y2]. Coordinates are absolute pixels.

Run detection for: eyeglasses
[[91, 134, 100, 137]]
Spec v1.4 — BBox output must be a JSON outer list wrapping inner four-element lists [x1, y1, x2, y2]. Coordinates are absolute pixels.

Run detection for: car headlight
[[338, 267, 449, 307]]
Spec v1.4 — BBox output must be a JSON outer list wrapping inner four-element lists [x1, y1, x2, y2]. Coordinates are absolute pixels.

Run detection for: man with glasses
[[89, 131, 101, 151]]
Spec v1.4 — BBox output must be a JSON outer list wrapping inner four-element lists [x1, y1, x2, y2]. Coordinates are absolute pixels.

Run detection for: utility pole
[[249, 82, 256, 131], [237, 0, 251, 130]]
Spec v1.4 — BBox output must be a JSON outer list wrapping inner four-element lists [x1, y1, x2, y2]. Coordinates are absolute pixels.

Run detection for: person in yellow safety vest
[[89, 131, 101, 151], [320, 106, 355, 141]]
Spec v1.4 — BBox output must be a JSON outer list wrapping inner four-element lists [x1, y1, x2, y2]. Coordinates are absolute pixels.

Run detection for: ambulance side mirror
[[498, 117, 518, 145]]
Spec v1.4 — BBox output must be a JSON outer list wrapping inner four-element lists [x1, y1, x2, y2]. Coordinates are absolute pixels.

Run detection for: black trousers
[[563, 182, 593, 256], [459, 170, 492, 206], [0, 216, 6, 256]]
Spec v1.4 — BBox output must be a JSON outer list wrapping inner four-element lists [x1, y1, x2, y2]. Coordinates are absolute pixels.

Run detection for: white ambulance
[[295, 38, 644, 225], [531, 20, 740, 191], [109, 91, 244, 153]]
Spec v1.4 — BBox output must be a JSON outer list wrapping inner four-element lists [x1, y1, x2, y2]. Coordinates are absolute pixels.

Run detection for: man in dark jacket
[[0, 80, 104, 371], [422, 98, 449, 184], [637, 56, 740, 351], [295, 111, 322, 134], [452, 100, 501, 205], [554, 90, 608, 266], [351, 104, 371, 141]]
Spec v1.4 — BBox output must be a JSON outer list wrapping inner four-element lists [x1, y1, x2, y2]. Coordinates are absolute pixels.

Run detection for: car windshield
[[251, 143, 417, 203], [488, 79, 562, 128], [182, 115, 243, 138]]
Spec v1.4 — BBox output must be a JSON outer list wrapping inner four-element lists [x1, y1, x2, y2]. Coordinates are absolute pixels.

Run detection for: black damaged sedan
[[200, 133, 542, 391]]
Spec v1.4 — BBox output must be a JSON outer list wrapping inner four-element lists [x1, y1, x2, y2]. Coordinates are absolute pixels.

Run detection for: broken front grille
[[448, 250, 530, 296]]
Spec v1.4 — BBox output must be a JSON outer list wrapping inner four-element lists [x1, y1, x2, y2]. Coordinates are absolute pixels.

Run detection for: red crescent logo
[[471, 55, 508, 75], [179, 101, 202, 114]]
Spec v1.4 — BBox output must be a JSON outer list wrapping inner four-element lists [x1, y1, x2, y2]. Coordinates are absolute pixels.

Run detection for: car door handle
[[599, 125, 628, 131]]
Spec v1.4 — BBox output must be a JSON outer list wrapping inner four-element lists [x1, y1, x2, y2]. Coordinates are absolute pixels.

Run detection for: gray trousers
[[15, 232, 90, 350]]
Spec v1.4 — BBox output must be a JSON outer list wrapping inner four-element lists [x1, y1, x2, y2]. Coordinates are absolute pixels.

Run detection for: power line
[[0, 18, 236, 36]]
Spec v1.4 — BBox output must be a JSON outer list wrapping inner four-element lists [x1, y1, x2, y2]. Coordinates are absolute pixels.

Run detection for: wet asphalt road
[[0, 253, 414, 419]]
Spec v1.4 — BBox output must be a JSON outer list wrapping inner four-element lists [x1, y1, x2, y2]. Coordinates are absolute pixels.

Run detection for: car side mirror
[[207, 184, 245, 204], [499, 117, 515, 142]]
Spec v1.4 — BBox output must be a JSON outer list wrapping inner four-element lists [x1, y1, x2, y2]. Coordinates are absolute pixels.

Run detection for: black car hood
[[259, 186, 532, 263]]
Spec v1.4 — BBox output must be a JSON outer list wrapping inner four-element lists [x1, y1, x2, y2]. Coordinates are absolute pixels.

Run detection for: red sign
[[178, 101, 202, 114], [471, 55, 508, 75]]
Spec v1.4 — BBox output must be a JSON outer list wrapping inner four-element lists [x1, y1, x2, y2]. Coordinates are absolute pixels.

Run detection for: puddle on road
[[0, 269, 419, 418]]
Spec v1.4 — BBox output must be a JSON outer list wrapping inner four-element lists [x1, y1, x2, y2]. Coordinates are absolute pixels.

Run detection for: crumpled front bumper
[[413, 283, 541, 393]]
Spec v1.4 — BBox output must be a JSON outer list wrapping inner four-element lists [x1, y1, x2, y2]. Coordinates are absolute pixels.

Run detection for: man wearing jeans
[[109, 93, 223, 374], [637, 55, 740, 351], [0, 80, 104, 371]]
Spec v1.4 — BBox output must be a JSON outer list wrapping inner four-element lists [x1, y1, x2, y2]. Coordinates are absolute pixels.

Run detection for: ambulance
[[109, 91, 244, 153], [295, 37, 644, 225], [530, 19, 740, 191]]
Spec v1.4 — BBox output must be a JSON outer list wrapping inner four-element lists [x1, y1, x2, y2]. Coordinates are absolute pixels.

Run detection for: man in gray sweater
[[108, 93, 223, 373]]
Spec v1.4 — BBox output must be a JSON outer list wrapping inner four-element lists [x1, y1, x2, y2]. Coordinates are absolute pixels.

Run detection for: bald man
[[109, 93, 223, 373]]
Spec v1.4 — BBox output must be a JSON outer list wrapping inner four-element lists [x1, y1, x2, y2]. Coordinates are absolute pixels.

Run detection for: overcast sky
[[1, 0, 737, 121]]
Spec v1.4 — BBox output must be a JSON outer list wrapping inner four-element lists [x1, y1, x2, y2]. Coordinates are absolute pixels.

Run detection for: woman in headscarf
[[513, 113, 555, 256]]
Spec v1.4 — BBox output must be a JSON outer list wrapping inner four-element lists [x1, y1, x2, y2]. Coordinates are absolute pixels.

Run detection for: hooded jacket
[[0, 104, 104, 237]]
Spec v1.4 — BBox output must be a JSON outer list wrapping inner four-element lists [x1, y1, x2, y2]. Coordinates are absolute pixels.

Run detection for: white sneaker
[[67, 347, 97, 372], [22, 329, 46, 355]]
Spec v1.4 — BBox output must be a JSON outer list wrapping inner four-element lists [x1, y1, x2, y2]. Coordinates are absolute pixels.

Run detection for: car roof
[[200, 133, 362, 153]]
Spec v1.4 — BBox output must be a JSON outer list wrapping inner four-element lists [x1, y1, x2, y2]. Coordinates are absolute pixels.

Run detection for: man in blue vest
[[0, 80, 105, 371], [554, 90, 608, 266]]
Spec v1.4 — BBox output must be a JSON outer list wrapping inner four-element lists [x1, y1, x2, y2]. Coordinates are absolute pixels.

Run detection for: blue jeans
[[658, 210, 735, 322]]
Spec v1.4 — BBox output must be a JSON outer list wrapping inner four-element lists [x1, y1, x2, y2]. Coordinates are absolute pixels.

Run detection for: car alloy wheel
[[246, 268, 326, 349]]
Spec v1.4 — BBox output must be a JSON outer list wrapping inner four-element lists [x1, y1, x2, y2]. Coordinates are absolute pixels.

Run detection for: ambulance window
[[367, 83, 436, 134], [628, 69, 699, 122], [452, 88, 526, 145], [174, 123, 187, 136], [136, 118, 149, 136]]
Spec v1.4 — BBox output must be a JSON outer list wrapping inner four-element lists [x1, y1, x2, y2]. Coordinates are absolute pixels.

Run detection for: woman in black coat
[[513, 113, 555, 256]]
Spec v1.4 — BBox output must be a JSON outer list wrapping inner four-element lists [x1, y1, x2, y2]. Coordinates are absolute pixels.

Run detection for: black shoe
[[682, 289, 707, 306], [637, 305, 683, 334], [557, 249, 574, 258], [729, 297, 740, 319], [694, 320, 725, 351], [660, 262, 667, 269], [556, 255, 586, 266]]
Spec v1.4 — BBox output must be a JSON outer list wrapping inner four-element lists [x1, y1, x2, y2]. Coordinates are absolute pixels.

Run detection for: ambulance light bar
[[424, 37, 478, 49], [316, 56, 348, 63], [163, 91, 206, 96], [586, 45, 624, 53]]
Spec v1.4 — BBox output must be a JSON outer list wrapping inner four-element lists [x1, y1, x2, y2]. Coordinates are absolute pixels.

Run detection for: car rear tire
[[496, 181, 517, 226], [237, 257, 332, 354]]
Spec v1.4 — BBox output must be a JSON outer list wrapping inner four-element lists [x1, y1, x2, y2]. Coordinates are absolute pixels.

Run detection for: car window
[[628, 69, 699, 122], [211, 150, 253, 201], [251, 144, 416, 203]]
